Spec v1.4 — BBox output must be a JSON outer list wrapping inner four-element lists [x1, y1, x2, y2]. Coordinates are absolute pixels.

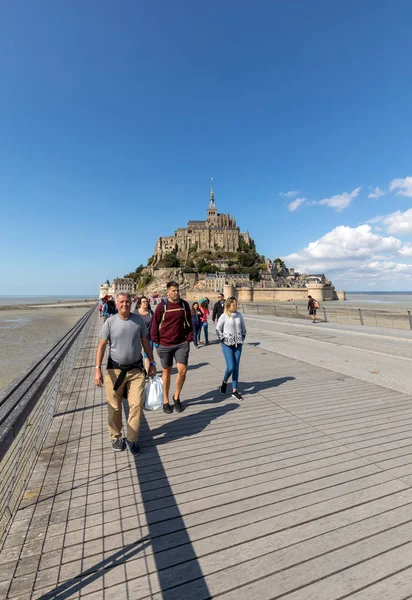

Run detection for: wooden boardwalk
[[2, 311, 412, 599]]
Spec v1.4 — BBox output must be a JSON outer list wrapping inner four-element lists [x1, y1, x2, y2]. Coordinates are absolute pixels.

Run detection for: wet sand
[[0, 307, 92, 393]]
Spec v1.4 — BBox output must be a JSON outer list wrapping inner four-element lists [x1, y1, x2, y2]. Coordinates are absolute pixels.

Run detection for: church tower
[[207, 178, 218, 223]]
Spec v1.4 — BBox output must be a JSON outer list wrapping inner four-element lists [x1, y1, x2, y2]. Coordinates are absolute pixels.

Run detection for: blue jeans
[[221, 343, 243, 390], [192, 325, 201, 346], [201, 321, 209, 343]]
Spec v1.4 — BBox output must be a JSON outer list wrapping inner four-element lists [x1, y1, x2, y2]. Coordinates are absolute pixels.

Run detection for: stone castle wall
[[153, 190, 250, 264], [181, 284, 344, 303]]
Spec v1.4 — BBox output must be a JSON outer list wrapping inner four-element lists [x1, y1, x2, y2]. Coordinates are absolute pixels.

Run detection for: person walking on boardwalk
[[151, 281, 193, 414], [199, 300, 210, 345], [191, 302, 202, 348], [94, 291, 156, 456], [212, 292, 225, 324], [216, 296, 247, 401], [132, 295, 154, 375], [102, 296, 110, 322], [307, 295, 318, 323]]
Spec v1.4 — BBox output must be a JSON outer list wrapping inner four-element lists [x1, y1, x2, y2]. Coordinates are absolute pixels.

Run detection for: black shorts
[[309, 308, 317, 315], [156, 341, 190, 368]]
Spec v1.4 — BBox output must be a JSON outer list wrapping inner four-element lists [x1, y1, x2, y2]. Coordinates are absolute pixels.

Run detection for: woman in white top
[[215, 297, 246, 400]]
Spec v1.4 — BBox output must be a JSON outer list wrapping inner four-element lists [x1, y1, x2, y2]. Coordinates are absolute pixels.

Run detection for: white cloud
[[288, 197, 306, 212], [317, 187, 361, 212], [390, 176, 412, 197], [375, 208, 412, 235], [399, 243, 412, 257], [368, 186, 385, 199], [280, 190, 301, 198], [282, 222, 412, 289], [284, 224, 401, 267]]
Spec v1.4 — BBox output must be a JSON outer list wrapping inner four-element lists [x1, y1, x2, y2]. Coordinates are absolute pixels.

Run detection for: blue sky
[[1, 0, 412, 294]]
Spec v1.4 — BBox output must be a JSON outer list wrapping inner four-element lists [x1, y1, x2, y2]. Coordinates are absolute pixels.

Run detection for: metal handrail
[[239, 303, 412, 331], [0, 304, 97, 457], [0, 304, 97, 546]]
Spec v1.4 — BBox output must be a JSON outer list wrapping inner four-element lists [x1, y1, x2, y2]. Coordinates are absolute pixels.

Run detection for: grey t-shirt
[[101, 313, 148, 365], [131, 309, 153, 334]]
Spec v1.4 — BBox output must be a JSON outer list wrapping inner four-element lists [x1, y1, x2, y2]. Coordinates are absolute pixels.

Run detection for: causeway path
[[1, 311, 412, 599], [245, 314, 412, 395]]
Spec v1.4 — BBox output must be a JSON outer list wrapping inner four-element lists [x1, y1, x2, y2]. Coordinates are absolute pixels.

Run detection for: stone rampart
[[181, 284, 342, 303]]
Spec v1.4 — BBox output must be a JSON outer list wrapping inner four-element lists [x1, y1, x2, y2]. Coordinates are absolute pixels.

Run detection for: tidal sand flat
[[0, 306, 92, 393]]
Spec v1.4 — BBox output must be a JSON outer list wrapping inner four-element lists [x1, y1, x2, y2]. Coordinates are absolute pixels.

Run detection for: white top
[[215, 311, 247, 347]]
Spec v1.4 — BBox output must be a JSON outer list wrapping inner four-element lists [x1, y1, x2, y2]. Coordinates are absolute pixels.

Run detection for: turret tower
[[207, 178, 218, 223]]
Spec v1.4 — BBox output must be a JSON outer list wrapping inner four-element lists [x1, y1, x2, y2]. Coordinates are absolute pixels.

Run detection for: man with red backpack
[[151, 281, 193, 414]]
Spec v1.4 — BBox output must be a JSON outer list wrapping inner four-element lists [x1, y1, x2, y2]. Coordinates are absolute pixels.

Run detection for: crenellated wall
[[181, 284, 343, 303]]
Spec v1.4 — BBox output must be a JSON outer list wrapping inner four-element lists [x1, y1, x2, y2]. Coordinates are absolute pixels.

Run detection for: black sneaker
[[220, 381, 227, 394], [126, 440, 140, 456], [173, 397, 184, 412], [111, 437, 126, 452], [163, 403, 173, 414], [232, 391, 243, 400]]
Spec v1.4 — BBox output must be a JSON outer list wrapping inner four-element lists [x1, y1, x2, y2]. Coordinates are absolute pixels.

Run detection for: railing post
[[358, 308, 364, 326], [295, 305, 299, 316], [408, 310, 412, 330], [274, 305, 277, 317], [323, 307, 327, 322]]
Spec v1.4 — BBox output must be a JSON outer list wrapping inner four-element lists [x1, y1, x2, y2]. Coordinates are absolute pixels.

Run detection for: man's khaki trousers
[[105, 367, 146, 442]]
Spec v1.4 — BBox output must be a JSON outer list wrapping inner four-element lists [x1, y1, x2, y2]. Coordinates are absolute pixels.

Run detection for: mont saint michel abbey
[[153, 186, 253, 264]]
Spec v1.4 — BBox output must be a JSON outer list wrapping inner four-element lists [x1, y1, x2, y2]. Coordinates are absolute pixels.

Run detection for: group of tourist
[[190, 297, 211, 347], [94, 282, 246, 457], [99, 295, 117, 322]]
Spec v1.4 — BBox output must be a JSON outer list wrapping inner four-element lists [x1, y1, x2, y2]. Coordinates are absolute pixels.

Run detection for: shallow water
[[345, 293, 412, 310]]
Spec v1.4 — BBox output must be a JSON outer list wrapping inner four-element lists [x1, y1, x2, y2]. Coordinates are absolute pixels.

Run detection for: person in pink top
[[199, 300, 210, 345]]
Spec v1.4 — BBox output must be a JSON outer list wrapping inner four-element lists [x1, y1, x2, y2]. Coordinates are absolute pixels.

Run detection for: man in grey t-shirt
[[94, 292, 156, 456]]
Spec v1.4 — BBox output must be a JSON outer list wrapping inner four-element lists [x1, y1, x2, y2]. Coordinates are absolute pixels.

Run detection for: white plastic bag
[[145, 375, 164, 411]]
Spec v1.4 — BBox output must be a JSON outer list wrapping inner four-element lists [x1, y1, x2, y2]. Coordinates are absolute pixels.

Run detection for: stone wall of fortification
[[181, 284, 344, 303]]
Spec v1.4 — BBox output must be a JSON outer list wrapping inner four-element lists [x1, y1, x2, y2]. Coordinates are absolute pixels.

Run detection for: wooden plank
[[2, 312, 412, 600]]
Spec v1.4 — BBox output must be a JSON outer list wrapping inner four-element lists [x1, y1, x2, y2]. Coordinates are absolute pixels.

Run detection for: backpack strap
[[159, 299, 168, 330], [159, 298, 191, 331], [180, 298, 191, 331]]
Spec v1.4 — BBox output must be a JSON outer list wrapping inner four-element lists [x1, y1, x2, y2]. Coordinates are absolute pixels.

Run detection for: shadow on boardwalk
[[35, 539, 151, 599], [189, 376, 296, 405], [130, 405, 237, 598], [35, 404, 233, 599], [144, 403, 239, 446]]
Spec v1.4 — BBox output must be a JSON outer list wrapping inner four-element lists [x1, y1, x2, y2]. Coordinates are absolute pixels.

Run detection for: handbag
[[144, 376, 164, 410]]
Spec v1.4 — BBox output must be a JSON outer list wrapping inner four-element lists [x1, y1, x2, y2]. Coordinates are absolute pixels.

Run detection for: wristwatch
[[149, 362, 156, 367]]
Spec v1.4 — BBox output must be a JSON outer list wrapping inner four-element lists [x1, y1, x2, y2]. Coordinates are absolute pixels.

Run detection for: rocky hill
[[123, 249, 331, 297]]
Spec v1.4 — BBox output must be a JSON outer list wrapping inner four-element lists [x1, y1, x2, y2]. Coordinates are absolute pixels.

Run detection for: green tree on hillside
[[158, 251, 180, 268], [124, 264, 145, 282], [238, 252, 258, 267]]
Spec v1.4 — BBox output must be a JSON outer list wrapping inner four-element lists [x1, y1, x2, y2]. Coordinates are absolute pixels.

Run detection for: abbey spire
[[208, 177, 216, 208], [207, 177, 218, 220]]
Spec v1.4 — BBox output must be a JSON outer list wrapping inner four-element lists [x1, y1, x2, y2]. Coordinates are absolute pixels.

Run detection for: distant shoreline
[[346, 291, 412, 295], [0, 299, 96, 311]]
